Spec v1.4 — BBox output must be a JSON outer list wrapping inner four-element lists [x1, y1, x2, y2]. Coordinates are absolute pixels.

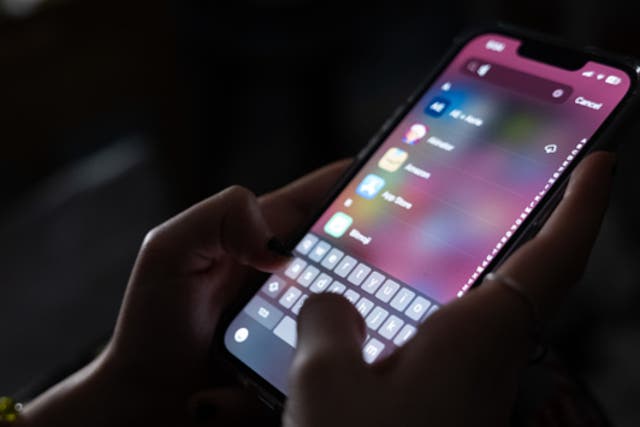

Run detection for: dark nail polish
[[194, 402, 217, 424], [267, 237, 292, 258]]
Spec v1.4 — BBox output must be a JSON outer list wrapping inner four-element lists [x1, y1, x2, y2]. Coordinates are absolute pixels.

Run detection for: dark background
[[2, 0, 640, 425]]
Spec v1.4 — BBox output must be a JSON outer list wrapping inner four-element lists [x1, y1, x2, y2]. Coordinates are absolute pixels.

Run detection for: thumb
[[285, 294, 366, 423]]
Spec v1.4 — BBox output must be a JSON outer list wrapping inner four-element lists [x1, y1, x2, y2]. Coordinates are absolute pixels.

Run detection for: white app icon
[[606, 75, 621, 85], [596, 74, 605, 80], [324, 212, 353, 238], [544, 144, 558, 154], [582, 70, 594, 77]]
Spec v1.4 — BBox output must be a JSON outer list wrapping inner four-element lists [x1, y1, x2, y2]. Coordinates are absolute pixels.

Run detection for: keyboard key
[[309, 273, 332, 293], [423, 304, 439, 321], [344, 289, 360, 304], [334, 256, 357, 278], [261, 275, 286, 300], [327, 281, 346, 294], [393, 324, 417, 346], [361, 271, 385, 294], [295, 234, 318, 255], [321, 248, 344, 270], [279, 286, 302, 309], [405, 296, 431, 321], [273, 316, 297, 347], [363, 338, 385, 363], [375, 279, 400, 303], [390, 288, 415, 312], [347, 263, 372, 286], [355, 297, 374, 317], [309, 240, 331, 262], [244, 296, 284, 330], [291, 294, 309, 315], [297, 265, 320, 287], [284, 258, 307, 280], [379, 315, 404, 340], [365, 306, 389, 331]]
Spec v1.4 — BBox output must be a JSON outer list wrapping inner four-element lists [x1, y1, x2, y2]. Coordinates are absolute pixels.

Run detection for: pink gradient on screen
[[304, 33, 631, 304]]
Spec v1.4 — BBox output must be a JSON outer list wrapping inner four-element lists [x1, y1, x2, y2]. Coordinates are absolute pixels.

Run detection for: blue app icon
[[356, 174, 386, 199], [425, 97, 450, 117]]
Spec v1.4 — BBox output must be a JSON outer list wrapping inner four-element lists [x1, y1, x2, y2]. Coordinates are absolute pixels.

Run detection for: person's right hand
[[283, 151, 615, 427]]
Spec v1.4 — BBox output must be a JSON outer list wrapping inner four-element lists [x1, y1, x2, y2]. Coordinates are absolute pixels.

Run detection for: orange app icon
[[378, 147, 408, 172]]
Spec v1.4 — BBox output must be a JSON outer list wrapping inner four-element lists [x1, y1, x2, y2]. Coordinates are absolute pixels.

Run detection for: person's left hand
[[22, 160, 350, 427]]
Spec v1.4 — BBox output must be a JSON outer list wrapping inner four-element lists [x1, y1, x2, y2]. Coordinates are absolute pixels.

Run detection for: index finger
[[259, 159, 352, 239]]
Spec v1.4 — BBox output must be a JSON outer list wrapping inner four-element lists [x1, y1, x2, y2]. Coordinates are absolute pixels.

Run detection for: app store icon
[[356, 174, 386, 199]]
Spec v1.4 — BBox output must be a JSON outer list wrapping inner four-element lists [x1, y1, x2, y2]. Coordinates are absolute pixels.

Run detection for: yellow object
[[0, 397, 22, 424]]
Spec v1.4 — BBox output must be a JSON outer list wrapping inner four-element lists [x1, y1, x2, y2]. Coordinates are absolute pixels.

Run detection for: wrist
[[19, 350, 112, 427], [19, 345, 190, 427]]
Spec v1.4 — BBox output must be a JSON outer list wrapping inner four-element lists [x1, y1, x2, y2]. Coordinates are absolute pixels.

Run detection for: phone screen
[[224, 32, 632, 394]]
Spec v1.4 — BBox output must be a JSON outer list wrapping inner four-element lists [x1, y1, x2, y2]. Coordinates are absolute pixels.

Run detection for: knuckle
[[142, 225, 162, 248], [222, 185, 255, 207], [140, 223, 169, 256]]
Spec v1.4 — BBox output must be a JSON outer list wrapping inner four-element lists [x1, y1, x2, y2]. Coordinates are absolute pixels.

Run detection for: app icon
[[324, 212, 353, 238], [356, 174, 386, 199], [402, 124, 428, 145], [425, 97, 450, 117], [378, 147, 408, 172]]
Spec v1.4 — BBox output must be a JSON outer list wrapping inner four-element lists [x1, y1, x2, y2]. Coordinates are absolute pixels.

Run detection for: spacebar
[[273, 316, 297, 347]]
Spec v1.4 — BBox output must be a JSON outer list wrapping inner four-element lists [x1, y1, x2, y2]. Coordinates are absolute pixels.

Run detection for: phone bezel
[[214, 24, 640, 410]]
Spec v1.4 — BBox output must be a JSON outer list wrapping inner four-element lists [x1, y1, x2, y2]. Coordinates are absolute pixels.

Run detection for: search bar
[[461, 58, 573, 104]]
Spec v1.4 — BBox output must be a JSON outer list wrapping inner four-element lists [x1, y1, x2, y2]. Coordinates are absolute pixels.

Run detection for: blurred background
[[2, 0, 640, 424]]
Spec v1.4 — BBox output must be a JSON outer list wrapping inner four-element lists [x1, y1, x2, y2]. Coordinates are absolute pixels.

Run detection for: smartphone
[[218, 26, 639, 407]]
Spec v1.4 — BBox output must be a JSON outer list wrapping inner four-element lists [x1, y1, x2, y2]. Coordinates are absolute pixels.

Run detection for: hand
[[21, 159, 351, 427], [284, 152, 615, 427]]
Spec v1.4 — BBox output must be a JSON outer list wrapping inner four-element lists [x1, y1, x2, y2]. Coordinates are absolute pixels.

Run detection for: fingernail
[[267, 237, 292, 258], [194, 402, 217, 424]]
